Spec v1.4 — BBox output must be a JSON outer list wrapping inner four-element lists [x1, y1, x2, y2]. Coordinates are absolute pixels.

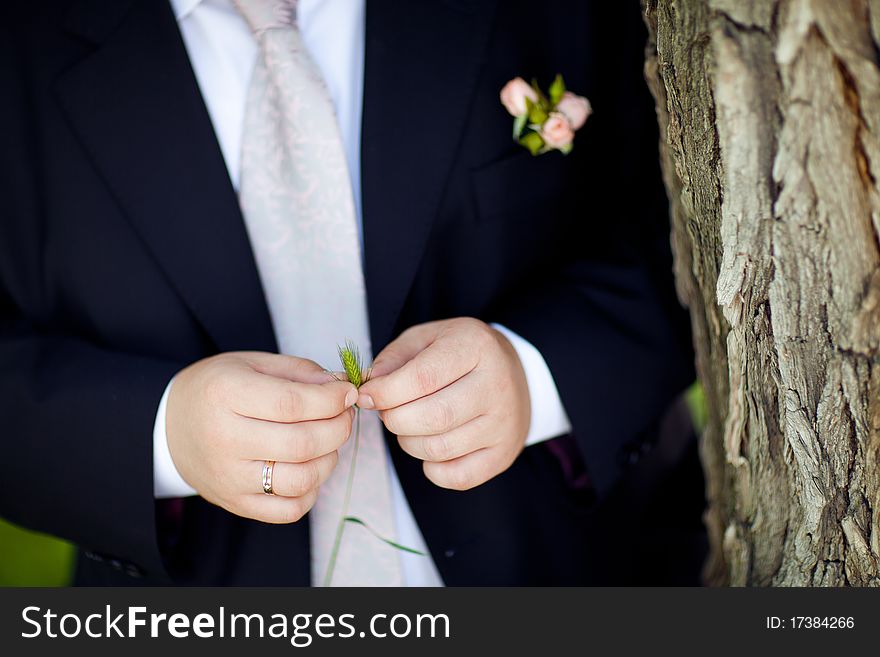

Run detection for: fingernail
[[344, 389, 358, 408], [359, 394, 375, 410]]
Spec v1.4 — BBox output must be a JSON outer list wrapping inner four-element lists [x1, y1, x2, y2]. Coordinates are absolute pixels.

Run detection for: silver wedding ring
[[262, 460, 276, 495]]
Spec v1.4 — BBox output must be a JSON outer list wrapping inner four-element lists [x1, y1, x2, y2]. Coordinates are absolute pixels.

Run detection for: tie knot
[[233, 0, 297, 36]]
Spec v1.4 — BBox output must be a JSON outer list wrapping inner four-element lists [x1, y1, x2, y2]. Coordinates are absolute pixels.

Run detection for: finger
[[243, 352, 336, 385], [380, 371, 488, 436], [227, 369, 357, 422], [243, 451, 338, 498], [236, 489, 319, 524], [368, 322, 443, 378], [397, 415, 496, 462], [359, 329, 480, 411], [422, 447, 512, 491], [235, 409, 354, 462]]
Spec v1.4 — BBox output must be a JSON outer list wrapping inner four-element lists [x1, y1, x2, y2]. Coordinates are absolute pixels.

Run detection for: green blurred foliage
[[0, 518, 73, 586], [685, 381, 708, 433]]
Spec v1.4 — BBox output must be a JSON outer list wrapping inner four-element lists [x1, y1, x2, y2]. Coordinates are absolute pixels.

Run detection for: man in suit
[[0, 0, 697, 585]]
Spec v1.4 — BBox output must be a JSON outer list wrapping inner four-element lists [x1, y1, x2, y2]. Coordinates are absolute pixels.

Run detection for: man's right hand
[[166, 352, 357, 524]]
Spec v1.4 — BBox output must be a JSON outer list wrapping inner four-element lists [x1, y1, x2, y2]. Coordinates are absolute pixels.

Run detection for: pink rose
[[540, 112, 575, 149], [499, 77, 537, 117], [556, 91, 592, 130]]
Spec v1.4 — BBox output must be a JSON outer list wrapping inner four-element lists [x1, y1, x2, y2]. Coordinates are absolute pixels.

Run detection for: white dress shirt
[[155, 0, 573, 586]]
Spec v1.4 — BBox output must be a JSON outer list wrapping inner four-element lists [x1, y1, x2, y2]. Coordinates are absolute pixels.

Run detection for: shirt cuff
[[153, 377, 198, 499], [491, 323, 573, 447]]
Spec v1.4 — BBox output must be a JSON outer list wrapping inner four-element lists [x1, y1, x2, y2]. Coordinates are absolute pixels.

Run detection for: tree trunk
[[643, 0, 880, 586]]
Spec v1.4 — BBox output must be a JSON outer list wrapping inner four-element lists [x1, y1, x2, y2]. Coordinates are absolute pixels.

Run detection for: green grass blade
[[343, 516, 426, 556]]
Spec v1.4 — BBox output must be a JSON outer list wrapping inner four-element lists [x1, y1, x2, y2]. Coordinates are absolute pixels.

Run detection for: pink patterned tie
[[233, 0, 404, 586]]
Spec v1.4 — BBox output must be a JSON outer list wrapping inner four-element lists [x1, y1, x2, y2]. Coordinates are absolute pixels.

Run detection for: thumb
[[368, 321, 444, 379]]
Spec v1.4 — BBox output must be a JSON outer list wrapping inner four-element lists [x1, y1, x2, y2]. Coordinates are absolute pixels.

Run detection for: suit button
[[84, 550, 104, 563], [125, 564, 143, 578], [444, 548, 455, 558], [624, 444, 640, 465]]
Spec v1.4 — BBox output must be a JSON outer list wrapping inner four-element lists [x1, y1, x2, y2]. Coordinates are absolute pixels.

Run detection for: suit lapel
[[56, 0, 277, 354], [361, 0, 497, 349]]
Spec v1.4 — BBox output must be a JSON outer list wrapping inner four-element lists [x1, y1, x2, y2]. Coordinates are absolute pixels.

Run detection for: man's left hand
[[358, 318, 531, 490]]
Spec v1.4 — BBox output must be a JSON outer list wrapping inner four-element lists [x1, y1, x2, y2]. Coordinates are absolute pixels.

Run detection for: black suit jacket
[[0, 0, 696, 585]]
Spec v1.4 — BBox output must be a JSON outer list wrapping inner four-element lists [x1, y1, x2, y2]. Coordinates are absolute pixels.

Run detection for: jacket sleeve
[[495, 259, 693, 498], [0, 289, 183, 580]]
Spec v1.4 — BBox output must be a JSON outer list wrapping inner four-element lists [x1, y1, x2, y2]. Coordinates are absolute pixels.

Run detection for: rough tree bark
[[643, 0, 880, 586]]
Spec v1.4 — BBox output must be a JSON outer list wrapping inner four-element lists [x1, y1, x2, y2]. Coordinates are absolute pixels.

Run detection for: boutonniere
[[500, 74, 591, 156]]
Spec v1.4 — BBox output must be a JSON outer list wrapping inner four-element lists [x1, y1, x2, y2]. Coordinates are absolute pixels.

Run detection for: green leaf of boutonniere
[[530, 78, 549, 107], [549, 73, 566, 106], [527, 98, 548, 126], [512, 111, 528, 139], [519, 131, 545, 156]]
